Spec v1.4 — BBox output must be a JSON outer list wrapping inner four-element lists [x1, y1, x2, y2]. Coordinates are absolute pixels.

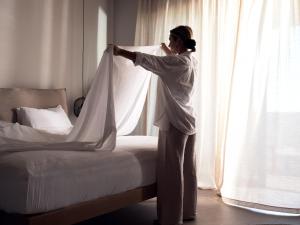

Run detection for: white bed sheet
[[0, 136, 158, 214]]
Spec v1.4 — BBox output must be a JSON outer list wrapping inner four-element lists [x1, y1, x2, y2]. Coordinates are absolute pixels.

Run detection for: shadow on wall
[[83, 0, 108, 96]]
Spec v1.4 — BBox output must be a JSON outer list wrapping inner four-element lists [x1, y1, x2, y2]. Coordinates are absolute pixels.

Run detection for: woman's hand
[[108, 44, 136, 62], [113, 45, 121, 56], [108, 44, 121, 55], [161, 43, 173, 55]]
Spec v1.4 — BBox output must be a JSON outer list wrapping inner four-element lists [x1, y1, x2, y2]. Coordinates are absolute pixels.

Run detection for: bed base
[[0, 183, 157, 225]]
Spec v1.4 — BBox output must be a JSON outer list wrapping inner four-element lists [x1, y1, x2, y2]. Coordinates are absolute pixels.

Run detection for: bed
[[0, 88, 157, 225]]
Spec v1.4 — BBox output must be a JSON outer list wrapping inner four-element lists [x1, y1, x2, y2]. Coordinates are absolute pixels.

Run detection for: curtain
[[134, 0, 233, 189], [135, 0, 300, 213], [134, 0, 201, 136], [221, 0, 300, 213], [134, 0, 215, 188]]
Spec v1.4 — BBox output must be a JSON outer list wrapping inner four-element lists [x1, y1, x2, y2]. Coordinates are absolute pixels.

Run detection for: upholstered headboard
[[0, 88, 68, 122]]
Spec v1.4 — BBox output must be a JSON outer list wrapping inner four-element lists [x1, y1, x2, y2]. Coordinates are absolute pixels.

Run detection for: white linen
[[0, 136, 158, 214], [0, 121, 65, 142], [114, 46, 159, 135], [68, 45, 159, 144], [16, 105, 73, 135], [135, 51, 197, 135], [0, 46, 160, 152]]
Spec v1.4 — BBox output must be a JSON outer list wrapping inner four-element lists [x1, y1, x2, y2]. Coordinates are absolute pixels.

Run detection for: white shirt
[[135, 51, 197, 135]]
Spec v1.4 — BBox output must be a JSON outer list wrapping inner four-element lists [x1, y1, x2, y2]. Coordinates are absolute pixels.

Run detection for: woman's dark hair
[[170, 25, 196, 52]]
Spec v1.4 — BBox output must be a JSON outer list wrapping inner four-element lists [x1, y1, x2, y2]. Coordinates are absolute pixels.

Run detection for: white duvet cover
[[0, 136, 157, 214]]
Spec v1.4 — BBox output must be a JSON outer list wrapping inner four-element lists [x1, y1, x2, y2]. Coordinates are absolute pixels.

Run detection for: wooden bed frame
[[0, 88, 157, 225], [0, 184, 156, 225]]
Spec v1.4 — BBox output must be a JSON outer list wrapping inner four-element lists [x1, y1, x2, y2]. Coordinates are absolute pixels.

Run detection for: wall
[[0, 0, 109, 118], [0, 0, 139, 118], [113, 0, 139, 45], [83, 0, 112, 95], [0, 0, 81, 114]]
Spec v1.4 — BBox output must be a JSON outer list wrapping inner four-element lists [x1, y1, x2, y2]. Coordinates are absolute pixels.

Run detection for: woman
[[113, 25, 197, 225]]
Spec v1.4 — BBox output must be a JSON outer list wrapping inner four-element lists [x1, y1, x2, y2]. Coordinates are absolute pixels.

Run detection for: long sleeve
[[134, 52, 190, 81], [135, 51, 198, 135]]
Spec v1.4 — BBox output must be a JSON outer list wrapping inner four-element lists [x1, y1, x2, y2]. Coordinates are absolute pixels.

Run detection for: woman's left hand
[[108, 44, 121, 55], [113, 45, 121, 56], [161, 43, 173, 55]]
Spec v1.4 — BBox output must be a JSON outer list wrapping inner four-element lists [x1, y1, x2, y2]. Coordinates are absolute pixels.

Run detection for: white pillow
[[17, 105, 73, 135]]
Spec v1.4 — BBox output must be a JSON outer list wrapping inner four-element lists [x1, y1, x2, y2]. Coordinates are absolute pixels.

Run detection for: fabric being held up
[[114, 46, 161, 135], [0, 46, 160, 152], [67, 45, 160, 143]]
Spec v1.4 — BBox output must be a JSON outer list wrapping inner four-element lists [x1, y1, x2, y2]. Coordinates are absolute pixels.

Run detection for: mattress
[[0, 136, 158, 214]]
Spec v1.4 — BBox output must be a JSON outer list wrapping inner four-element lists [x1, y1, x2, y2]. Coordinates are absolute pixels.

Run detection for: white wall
[[113, 0, 139, 45], [0, 0, 138, 116], [0, 0, 109, 117], [0, 0, 82, 113]]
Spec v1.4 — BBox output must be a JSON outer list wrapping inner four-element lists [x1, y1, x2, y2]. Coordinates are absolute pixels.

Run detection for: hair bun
[[185, 39, 196, 52]]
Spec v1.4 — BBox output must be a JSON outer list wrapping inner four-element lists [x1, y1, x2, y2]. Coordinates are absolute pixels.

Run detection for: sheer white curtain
[[221, 0, 300, 213], [134, 0, 236, 189], [134, 0, 214, 187], [134, 0, 201, 136], [135, 0, 300, 213]]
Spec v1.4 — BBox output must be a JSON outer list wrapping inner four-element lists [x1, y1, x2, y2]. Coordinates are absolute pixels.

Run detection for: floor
[[77, 189, 300, 225]]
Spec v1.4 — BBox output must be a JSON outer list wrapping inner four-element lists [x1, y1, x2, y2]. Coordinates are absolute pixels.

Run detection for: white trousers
[[157, 124, 197, 225]]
